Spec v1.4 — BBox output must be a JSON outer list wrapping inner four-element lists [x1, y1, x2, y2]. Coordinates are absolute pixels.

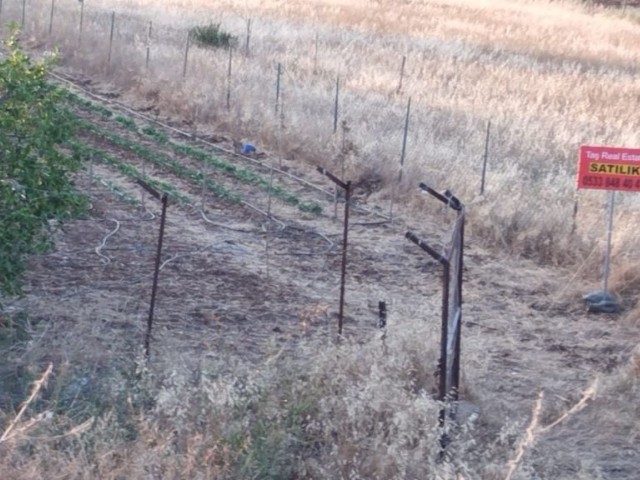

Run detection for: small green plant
[[62, 90, 113, 118], [69, 140, 192, 205], [114, 115, 138, 132], [141, 125, 168, 144], [190, 23, 237, 49], [66, 93, 322, 214]]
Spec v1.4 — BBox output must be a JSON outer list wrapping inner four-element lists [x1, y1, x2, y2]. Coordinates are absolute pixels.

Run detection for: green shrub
[[0, 27, 87, 296], [190, 23, 237, 49]]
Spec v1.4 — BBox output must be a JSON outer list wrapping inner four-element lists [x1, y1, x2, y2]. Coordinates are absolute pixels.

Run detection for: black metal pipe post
[[480, 120, 491, 195], [439, 260, 450, 409], [405, 231, 449, 399], [144, 193, 168, 360], [317, 167, 351, 337], [338, 181, 351, 336], [378, 301, 387, 329], [419, 183, 462, 211], [451, 212, 464, 402], [136, 179, 169, 361], [406, 230, 451, 453]]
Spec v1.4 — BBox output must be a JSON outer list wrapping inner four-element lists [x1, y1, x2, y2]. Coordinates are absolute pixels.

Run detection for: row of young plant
[[68, 139, 192, 206], [63, 90, 322, 214], [73, 120, 237, 203]]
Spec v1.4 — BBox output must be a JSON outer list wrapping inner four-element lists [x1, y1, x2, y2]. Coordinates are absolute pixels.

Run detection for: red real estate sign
[[577, 145, 640, 191]]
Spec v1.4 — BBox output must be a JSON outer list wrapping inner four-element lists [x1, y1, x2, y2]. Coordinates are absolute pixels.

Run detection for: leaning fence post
[[48, 0, 55, 36], [275, 62, 282, 115], [399, 96, 412, 182], [226, 46, 233, 110], [145, 21, 152, 70], [182, 32, 191, 80], [78, 0, 85, 47], [245, 18, 252, 56], [107, 12, 116, 70], [333, 75, 340, 134], [136, 179, 169, 361], [480, 120, 491, 195], [397, 55, 406, 94], [389, 96, 412, 221], [313, 31, 319, 73], [21, 0, 26, 29]]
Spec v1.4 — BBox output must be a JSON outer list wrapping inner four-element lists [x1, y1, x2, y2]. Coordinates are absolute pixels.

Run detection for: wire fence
[[0, 0, 513, 203]]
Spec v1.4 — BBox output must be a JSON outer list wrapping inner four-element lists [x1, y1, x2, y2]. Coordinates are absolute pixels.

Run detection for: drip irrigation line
[[94, 218, 120, 264], [140, 208, 156, 221], [158, 246, 213, 271], [30, 242, 223, 301], [273, 226, 336, 256], [240, 200, 286, 231], [351, 220, 391, 227], [199, 209, 258, 233]]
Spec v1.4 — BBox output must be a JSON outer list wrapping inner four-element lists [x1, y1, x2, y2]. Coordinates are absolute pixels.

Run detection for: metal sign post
[[576, 145, 640, 313], [603, 190, 615, 294]]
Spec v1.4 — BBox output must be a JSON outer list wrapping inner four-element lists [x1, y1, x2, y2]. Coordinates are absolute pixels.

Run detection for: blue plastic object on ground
[[241, 143, 256, 154]]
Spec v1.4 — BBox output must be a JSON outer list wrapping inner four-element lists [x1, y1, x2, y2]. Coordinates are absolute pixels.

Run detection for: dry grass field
[[1, 0, 640, 478]]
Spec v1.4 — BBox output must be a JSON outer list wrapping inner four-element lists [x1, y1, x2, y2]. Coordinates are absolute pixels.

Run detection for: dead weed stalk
[[0, 363, 53, 444], [504, 378, 599, 480]]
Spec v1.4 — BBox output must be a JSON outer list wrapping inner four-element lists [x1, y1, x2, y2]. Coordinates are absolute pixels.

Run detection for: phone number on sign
[[581, 176, 640, 189]]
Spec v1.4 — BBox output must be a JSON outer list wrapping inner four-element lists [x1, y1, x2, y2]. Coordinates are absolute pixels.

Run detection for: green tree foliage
[[0, 28, 86, 296]]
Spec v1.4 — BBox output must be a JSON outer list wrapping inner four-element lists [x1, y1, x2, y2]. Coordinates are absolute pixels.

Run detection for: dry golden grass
[[15, 0, 636, 270]]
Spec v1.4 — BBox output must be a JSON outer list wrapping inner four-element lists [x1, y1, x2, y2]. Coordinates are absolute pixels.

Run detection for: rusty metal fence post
[[317, 166, 351, 337], [407, 182, 465, 454], [136, 179, 169, 361]]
